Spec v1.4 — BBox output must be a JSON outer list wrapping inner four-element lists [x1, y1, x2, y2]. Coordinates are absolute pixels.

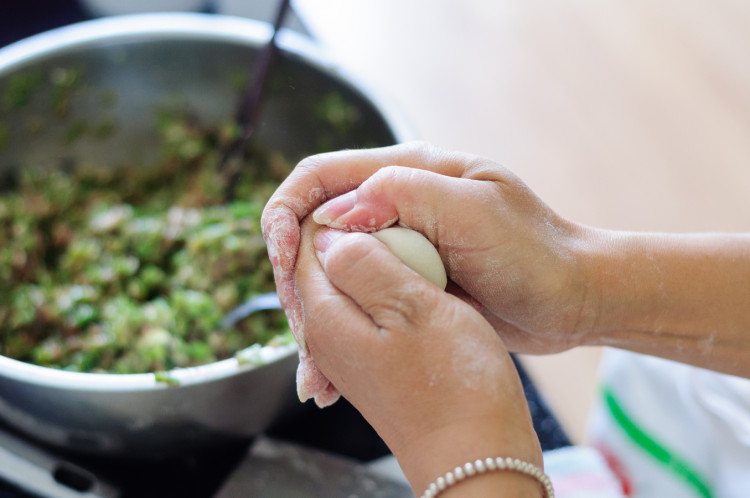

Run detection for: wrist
[[574, 228, 651, 346], [428, 460, 551, 498], [392, 414, 543, 496], [560, 224, 610, 347], [576, 230, 750, 376]]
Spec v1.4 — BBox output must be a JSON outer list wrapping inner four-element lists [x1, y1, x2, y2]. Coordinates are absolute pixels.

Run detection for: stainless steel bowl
[[0, 13, 413, 457]]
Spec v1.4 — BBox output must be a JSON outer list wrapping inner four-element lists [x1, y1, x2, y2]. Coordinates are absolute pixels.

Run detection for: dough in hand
[[372, 227, 447, 289]]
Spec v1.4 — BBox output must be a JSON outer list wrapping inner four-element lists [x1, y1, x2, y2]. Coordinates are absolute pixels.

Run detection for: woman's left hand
[[294, 217, 542, 494]]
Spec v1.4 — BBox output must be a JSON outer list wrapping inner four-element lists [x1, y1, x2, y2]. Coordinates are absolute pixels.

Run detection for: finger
[[262, 206, 305, 350], [312, 166, 492, 243], [313, 382, 341, 408], [261, 143, 463, 344], [261, 142, 488, 274], [293, 218, 378, 404], [295, 221, 377, 342], [261, 143, 490, 350], [268, 142, 479, 222], [296, 350, 335, 404], [314, 228, 443, 330]]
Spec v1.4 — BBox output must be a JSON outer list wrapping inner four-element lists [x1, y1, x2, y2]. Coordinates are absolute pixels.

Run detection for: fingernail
[[313, 190, 357, 226], [314, 385, 341, 408], [314, 228, 346, 253], [296, 363, 313, 402]]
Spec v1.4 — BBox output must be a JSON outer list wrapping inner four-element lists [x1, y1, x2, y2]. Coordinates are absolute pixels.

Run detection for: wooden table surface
[[296, 0, 750, 443]]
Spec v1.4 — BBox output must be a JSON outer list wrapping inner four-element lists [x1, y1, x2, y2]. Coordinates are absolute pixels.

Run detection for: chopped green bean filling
[[0, 112, 294, 373]]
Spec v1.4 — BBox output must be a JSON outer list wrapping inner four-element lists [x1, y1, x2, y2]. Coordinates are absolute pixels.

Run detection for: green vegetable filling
[[0, 112, 294, 373]]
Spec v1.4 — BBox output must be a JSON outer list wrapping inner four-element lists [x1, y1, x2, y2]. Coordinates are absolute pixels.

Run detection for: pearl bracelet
[[419, 457, 554, 498]]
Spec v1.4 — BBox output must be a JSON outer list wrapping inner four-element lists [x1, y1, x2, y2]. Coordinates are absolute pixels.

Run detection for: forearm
[[582, 229, 750, 377]]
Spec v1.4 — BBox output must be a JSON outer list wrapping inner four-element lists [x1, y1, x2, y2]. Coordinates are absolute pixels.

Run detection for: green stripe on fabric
[[602, 386, 713, 498]]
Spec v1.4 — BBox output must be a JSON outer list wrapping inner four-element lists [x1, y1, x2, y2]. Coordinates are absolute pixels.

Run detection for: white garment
[[588, 349, 750, 498], [543, 446, 625, 498]]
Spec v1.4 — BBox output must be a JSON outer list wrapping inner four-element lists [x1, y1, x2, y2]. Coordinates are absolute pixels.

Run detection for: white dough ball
[[371, 227, 447, 290]]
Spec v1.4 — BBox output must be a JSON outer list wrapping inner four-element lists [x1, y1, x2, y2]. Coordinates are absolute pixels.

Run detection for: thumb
[[311, 166, 478, 242], [314, 228, 444, 330]]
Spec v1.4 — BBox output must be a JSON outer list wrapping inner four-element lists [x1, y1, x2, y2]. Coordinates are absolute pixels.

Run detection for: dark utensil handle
[[220, 0, 292, 202]]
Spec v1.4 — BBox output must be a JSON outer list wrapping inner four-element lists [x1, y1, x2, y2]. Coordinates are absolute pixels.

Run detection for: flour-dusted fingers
[[261, 143, 486, 348], [296, 350, 336, 405], [311, 165, 518, 239], [262, 142, 485, 271], [292, 218, 381, 404], [265, 141, 594, 374]]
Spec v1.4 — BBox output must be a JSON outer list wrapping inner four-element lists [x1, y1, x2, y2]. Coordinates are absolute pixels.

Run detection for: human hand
[[262, 142, 594, 362], [295, 217, 543, 494]]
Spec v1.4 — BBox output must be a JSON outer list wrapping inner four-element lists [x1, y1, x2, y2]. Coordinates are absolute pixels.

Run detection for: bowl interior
[[0, 20, 399, 381], [0, 31, 397, 175]]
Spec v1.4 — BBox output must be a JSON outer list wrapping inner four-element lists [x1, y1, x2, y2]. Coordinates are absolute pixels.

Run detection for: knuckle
[[260, 206, 297, 246], [383, 140, 446, 167], [362, 165, 422, 201], [366, 165, 404, 192], [411, 141, 470, 168], [260, 203, 282, 233], [400, 140, 443, 161], [323, 232, 378, 275], [464, 157, 521, 185], [369, 284, 435, 329], [295, 153, 327, 173]]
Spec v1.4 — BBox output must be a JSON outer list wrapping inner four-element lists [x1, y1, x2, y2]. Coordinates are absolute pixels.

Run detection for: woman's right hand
[[302, 143, 750, 378], [264, 142, 596, 356], [265, 141, 750, 396]]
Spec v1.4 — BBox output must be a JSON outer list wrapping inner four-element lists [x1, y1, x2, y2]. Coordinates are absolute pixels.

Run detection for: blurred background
[[3, 0, 750, 446]]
